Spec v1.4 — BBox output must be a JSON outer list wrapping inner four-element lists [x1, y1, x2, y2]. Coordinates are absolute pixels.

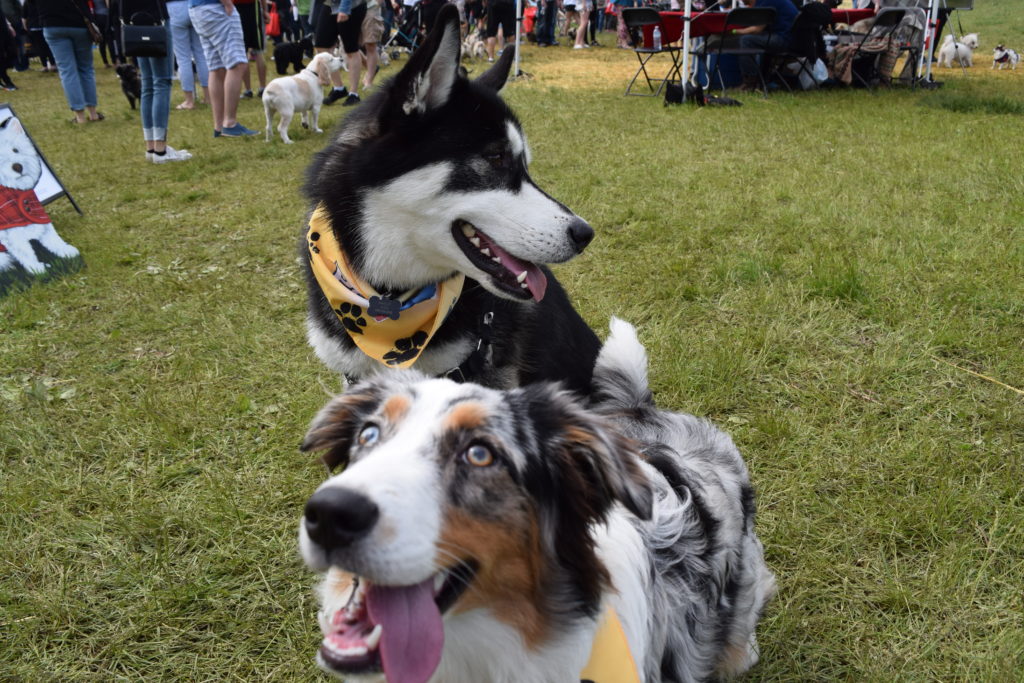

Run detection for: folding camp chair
[[622, 7, 682, 97], [768, 1, 832, 91], [694, 6, 777, 97], [848, 7, 906, 89]]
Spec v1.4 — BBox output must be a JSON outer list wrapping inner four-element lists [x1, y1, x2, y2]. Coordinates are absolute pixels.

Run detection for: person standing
[[314, 0, 365, 106], [167, 0, 210, 108], [484, 0, 513, 62], [572, 0, 591, 49], [234, 0, 267, 97], [359, 0, 382, 89], [188, 0, 258, 135], [38, 0, 103, 123]]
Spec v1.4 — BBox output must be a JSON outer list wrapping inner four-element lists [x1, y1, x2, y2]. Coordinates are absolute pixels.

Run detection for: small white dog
[[992, 44, 1020, 70], [938, 33, 980, 68], [262, 52, 346, 144]]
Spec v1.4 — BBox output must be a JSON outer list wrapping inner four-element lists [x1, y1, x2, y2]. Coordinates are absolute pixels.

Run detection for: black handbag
[[121, 1, 168, 58]]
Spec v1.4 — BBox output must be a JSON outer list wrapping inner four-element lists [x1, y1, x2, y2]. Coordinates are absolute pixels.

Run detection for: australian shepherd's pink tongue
[[486, 240, 548, 302], [366, 579, 444, 683]]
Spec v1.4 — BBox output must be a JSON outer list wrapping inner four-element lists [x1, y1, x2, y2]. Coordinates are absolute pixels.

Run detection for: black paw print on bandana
[[309, 231, 321, 254], [335, 302, 367, 335], [383, 330, 429, 366]]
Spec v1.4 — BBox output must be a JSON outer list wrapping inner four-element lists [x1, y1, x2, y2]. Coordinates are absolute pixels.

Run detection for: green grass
[[3, 1, 1024, 679]]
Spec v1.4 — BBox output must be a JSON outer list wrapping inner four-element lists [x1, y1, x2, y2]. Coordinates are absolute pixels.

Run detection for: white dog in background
[[938, 33, 980, 68], [992, 44, 1020, 70], [262, 52, 346, 144]]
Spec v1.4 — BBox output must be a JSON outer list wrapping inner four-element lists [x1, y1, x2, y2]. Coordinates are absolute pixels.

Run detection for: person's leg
[[339, 4, 365, 99], [363, 42, 377, 88], [138, 55, 157, 150], [254, 49, 267, 90], [314, 4, 346, 97], [574, 7, 589, 47], [150, 41, 174, 146], [208, 66, 227, 131], [43, 27, 87, 119], [168, 1, 197, 104], [191, 21, 210, 101], [222, 61, 248, 126], [69, 27, 99, 116]]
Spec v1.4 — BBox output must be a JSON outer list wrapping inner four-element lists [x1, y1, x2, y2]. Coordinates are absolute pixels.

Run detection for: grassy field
[[3, 1, 1023, 679]]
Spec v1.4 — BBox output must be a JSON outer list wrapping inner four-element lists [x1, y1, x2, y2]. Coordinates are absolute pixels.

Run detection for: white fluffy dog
[[992, 44, 1020, 70], [938, 33, 980, 68], [262, 52, 346, 144]]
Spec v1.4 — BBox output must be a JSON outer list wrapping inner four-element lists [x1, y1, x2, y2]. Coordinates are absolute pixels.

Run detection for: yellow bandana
[[580, 608, 642, 683], [306, 205, 464, 369]]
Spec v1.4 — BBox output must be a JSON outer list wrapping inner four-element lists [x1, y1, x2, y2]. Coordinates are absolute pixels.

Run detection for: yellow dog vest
[[580, 609, 642, 683]]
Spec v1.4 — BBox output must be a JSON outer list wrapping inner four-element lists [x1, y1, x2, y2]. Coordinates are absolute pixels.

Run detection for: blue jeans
[[138, 32, 174, 141], [42, 26, 98, 111], [168, 0, 209, 92]]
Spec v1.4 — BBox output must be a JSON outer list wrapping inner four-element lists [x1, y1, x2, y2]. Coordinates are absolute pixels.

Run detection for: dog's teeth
[[469, 237, 480, 248], [480, 248, 491, 257], [460, 223, 476, 238], [516, 271, 527, 283], [492, 256, 501, 263], [434, 573, 446, 593], [520, 282, 529, 289], [365, 624, 383, 650], [339, 646, 368, 657]]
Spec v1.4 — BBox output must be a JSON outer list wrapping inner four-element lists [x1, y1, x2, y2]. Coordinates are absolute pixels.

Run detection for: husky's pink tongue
[[485, 240, 548, 302], [366, 579, 444, 683]]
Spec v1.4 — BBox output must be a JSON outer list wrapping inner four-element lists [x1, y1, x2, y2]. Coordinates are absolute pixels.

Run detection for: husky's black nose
[[304, 487, 380, 550], [567, 218, 594, 253]]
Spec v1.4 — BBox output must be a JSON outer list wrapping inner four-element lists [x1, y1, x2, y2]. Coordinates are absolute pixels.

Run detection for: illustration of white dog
[[262, 52, 346, 144], [938, 33, 980, 68], [0, 117, 80, 275], [992, 44, 1020, 70]]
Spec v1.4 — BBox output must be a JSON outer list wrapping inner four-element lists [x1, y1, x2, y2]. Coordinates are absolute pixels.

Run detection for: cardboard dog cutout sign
[[0, 104, 84, 297]]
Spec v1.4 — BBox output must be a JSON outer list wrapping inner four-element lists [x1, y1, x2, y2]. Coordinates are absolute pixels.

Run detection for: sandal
[[70, 117, 86, 124], [88, 112, 105, 122]]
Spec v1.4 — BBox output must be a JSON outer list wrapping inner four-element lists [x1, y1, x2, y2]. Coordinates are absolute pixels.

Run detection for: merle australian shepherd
[[299, 319, 776, 683], [302, 4, 600, 394]]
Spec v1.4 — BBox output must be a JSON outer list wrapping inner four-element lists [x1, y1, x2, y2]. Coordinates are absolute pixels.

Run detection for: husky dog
[[299, 319, 776, 683], [992, 44, 1020, 70], [0, 117, 80, 275], [938, 33, 980, 68], [302, 5, 599, 394]]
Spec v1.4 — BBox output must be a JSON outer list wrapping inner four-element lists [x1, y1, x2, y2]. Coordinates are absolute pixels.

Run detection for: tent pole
[[681, 0, 692, 85]]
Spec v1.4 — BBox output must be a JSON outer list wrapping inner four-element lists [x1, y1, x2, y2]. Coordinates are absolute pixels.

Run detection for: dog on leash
[[274, 36, 314, 75], [302, 4, 600, 394], [263, 52, 345, 143], [992, 44, 1020, 70], [115, 64, 142, 110], [938, 33, 980, 68], [299, 318, 776, 683]]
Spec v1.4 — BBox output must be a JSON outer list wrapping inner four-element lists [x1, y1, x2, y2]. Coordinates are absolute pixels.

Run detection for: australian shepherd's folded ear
[[301, 4, 600, 393], [299, 319, 776, 683]]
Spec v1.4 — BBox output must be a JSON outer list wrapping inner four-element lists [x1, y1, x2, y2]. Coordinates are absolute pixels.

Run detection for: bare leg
[[222, 61, 247, 127], [208, 66, 226, 131], [362, 42, 378, 88], [346, 50, 361, 93]]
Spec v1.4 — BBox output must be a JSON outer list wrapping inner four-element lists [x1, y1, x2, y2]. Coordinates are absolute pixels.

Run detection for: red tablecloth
[[641, 8, 876, 49]]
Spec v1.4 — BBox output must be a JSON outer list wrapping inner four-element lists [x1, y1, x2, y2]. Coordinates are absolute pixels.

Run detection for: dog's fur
[[461, 29, 487, 60], [115, 64, 142, 110], [273, 36, 314, 75], [264, 52, 346, 143], [299, 318, 776, 683], [992, 44, 1020, 70], [938, 33, 980, 68], [302, 5, 600, 394]]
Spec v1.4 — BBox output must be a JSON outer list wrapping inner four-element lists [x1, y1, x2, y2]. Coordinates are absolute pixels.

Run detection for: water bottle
[[653, 26, 662, 50]]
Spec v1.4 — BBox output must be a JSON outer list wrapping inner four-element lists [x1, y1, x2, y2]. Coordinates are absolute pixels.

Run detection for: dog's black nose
[[567, 218, 594, 253], [12, 163, 21, 174], [304, 487, 380, 550]]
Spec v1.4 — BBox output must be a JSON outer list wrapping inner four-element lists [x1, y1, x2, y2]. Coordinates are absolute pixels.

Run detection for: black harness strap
[[444, 310, 494, 384]]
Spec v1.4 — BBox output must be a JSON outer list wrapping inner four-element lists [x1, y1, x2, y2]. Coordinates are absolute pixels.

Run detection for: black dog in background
[[273, 36, 313, 75], [115, 64, 142, 110]]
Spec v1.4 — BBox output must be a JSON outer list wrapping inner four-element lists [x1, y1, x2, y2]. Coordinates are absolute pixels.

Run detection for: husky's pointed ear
[[475, 46, 514, 92], [387, 3, 462, 117]]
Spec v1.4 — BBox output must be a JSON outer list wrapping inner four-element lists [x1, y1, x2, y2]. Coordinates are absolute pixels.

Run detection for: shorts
[[360, 4, 384, 45], [189, 3, 248, 71], [313, 2, 366, 52], [236, 1, 265, 51], [485, 1, 513, 38]]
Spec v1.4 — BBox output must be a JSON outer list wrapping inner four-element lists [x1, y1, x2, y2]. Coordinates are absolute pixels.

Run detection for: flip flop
[[88, 112, 105, 122], [70, 117, 86, 124], [175, 103, 195, 110]]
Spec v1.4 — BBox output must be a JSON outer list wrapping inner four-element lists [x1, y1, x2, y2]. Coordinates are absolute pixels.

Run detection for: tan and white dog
[[262, 52, 346, 144]]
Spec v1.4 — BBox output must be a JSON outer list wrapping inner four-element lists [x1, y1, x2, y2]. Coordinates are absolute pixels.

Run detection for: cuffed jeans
[[168, 0, 209, 92], [138, 31, 174, 141], [42, 26, 97, 111]]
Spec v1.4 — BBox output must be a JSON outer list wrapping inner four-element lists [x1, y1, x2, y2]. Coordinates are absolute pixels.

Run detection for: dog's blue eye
[[358, 424, 380, 447], [462, 444, 494, 467]]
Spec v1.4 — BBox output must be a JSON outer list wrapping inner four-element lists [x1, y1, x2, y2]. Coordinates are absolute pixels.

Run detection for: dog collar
[[580, 608, 641, 683], [307, 205, 464, 369]]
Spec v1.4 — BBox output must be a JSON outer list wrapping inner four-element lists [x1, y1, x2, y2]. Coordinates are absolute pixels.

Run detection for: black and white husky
[[299, 319, 776, 683], [302, 4, 600, 394]]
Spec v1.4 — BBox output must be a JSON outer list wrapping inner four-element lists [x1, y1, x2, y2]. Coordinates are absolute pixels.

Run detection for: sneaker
[[323, 86, 349, 105], [257, 87, 265, 97], [341, 92, 361, 107], [220, 122, 259, 137], [213, 129, 222, 138], [151, 146, 193, 163], [241, 89, 254, 99]]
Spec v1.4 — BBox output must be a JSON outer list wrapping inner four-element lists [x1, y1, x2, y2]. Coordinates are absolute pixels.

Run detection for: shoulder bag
[[121, 0, 168, 58]]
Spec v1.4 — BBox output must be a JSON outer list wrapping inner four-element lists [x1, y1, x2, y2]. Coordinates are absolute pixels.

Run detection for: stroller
[[384, 1, 423, 59]]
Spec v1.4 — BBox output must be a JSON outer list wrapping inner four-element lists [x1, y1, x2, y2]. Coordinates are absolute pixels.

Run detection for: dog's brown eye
[[485, 152, 506, 168], [462, 444, 494, 467], [358, 424, 380, 447]]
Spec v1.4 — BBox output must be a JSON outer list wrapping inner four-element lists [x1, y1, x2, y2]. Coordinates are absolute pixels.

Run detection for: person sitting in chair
[[732, 0, 798, 91]]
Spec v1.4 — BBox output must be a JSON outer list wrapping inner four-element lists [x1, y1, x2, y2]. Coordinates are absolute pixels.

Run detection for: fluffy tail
[[943, 34, 954, 45], [592, 317, 654, 412]]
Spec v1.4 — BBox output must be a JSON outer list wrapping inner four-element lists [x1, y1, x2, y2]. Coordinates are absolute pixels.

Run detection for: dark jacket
[[37, 0, 95, 28], [114, 0, 168, 24]]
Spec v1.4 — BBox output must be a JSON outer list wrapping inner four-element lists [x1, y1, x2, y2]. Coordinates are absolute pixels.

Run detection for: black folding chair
[[622, 7, 682, 97], [695, 7, 777, 97], [849, 7, 906, 90], [768, 1, 831, 92]]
